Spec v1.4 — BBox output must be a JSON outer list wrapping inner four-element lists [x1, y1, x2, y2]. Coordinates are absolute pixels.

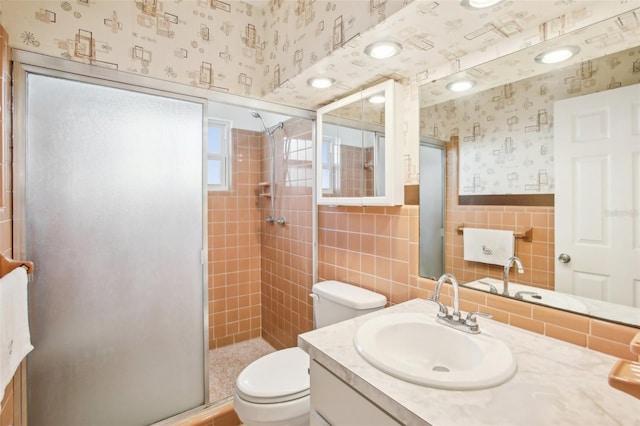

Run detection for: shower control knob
[[276, 217, 287, 226], [558, 253, 571, 264]]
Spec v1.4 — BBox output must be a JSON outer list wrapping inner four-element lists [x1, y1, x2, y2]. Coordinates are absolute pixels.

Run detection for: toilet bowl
[[233, 280, 387, 426], [233, 347, 310, 426]]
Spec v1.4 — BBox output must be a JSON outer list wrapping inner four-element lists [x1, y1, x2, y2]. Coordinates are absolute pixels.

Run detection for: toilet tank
[[311, 280, 387, 329]]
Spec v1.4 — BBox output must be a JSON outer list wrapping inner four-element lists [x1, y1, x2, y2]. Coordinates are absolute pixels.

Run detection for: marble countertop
[[298, 298, 640, 426]]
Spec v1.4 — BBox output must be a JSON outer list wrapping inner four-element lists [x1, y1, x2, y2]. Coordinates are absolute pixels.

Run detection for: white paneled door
[[554, 84, 640, 307]]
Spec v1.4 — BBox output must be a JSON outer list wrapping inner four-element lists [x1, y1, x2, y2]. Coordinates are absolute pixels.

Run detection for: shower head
[[251, 110, 283, 136], [268, 122, 284, 136]]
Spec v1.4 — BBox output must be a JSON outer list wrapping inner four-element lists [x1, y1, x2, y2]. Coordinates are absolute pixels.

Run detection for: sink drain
[[432, 365, 450, 372]]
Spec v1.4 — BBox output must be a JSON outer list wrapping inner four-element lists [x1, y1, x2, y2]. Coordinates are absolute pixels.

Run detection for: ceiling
[[420, 7, 640, 107], [260, 1, 639, 109]]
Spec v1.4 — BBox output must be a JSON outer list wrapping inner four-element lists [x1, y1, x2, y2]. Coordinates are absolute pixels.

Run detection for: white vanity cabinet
[[310, 359, 401, 426], [316, 79, 404, 206]]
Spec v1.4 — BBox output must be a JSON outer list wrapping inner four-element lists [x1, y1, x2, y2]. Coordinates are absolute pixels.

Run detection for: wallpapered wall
[[0, 0, 407, 99], [422, 45, 640, 195]]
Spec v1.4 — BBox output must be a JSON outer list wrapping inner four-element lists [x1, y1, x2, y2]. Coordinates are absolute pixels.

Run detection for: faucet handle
[[428, 298, 449, 318], [464, 311, 493, 326], [514, 290, 539, 300]]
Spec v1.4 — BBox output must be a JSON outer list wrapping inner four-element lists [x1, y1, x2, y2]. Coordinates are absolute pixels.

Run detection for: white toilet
[[233, 280, 387, 426]]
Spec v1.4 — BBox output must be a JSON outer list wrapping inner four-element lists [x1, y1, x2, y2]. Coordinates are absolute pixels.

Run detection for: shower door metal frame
[[12, 60, 211, 422]]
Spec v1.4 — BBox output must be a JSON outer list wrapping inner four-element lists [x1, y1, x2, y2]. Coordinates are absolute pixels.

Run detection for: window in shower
[[207, 118, 231, 190], [321, 135, 339, 194]]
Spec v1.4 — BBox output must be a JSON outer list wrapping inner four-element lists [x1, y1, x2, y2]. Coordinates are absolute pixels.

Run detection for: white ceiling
[[420, 8, 640, 107], [259, 1, 640, 109]]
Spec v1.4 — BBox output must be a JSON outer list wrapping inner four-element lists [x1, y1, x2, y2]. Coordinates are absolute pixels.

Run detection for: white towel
[[0, 267, 33, 401], [463, 228, 514, 266]]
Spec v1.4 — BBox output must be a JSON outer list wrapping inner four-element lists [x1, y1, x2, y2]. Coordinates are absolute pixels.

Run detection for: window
[[207, 118, 231, 191], [321, 136, 339, 194]]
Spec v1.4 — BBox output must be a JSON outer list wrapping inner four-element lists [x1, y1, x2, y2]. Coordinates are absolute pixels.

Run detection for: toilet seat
[[236, 347, 310, 404]]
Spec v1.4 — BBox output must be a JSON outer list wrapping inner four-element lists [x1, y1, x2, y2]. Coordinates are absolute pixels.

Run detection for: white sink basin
[[354, 313, 517, 390], [515, 286, 589, 314], [464, 278, 589, 314]]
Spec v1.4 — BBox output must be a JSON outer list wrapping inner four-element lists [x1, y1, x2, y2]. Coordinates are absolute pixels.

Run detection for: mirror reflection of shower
[[251, 111, 285, 226]]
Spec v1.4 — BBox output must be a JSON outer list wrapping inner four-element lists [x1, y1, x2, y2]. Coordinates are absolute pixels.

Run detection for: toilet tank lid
[[312, 280, 387, 310]]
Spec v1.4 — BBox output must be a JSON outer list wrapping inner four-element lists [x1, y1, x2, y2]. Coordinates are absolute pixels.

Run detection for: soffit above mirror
[[261, 1, 637, 109]]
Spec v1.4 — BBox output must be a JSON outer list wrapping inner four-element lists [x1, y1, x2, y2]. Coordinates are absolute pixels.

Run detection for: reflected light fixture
[[446, 79, 477, 92], [368, 95, 386, 104], [460, 0, 505, 9], [307, 77, 336, 89], [364, 40, 403, 59], [535, 46, 581, 64]]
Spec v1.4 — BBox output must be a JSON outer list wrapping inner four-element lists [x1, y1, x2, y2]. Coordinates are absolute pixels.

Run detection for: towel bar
[[457, 224, 533, 242], [0, 252, 34, 278]]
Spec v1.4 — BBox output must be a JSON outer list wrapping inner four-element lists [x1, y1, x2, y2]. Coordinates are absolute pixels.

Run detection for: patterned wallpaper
[[0, 0, 406, 99], [422, 45, 640, 195], [2, 1, 638, 187], [260, 2, 639, 109]]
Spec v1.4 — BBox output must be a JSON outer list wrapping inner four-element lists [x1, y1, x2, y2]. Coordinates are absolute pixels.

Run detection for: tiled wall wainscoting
[[208, 129, 263, 349], [318, 205, 638, 362]]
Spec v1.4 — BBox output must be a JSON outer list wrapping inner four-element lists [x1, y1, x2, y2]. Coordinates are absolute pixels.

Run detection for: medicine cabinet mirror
[[316, 79, 403, 206]]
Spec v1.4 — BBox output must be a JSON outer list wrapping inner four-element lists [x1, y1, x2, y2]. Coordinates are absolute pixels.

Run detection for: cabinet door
[[317, 79, 404, 206], [320, 95, 364, 200], [310, 360, 400, 425]]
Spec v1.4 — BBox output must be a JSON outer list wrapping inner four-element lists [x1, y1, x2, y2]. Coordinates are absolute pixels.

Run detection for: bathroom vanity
[[298, 299, 639, 425]]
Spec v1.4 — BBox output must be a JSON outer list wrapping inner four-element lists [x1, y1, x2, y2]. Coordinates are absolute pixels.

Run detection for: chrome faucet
[[430, 273, 461, 320], [429, 273, 492, 334], [462, 280, 498, 294], [503, 256, 524, 296]]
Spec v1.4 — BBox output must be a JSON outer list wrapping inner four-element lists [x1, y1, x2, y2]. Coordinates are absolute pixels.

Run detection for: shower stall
[[11, 51, 316, 423], [205, 105, 316, 399], [14, 67, 208, 425]]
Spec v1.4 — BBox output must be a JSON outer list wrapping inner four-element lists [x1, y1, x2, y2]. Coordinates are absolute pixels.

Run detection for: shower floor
[[209, 337, 276, 402]]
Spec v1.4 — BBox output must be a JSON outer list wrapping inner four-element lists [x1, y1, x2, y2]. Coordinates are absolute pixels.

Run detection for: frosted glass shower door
[[419, 142, 445, 279], [21, 74, 206, 425]]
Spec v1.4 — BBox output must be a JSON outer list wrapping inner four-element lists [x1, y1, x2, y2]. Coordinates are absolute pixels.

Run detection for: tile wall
[[338, 146, 363, 198], [260, 118, 314, 350], [337, 146, 375, 198], [318, 205, 414, 305], [208, 119, 314, 352], [208, 129, 263, 349], [319, 201, 638, 360], [316, 204, 638, 362], [444, 139, 555, 290]]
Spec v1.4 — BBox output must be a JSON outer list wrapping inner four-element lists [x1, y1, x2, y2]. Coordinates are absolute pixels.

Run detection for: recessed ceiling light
[[446, 80, 477, 92], [460, 0, 505, 9], [368, 95, 386, 104], [534, 46, 581, 64], [364, 40, 403, 59], [307, 77, 336, 89]]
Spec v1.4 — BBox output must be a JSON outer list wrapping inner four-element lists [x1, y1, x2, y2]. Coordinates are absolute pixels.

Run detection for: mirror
[[320, 90, 385, 198], [317, 79, 403, 206], [418, 9, 640, 327], [419, 138, 445, 279]]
